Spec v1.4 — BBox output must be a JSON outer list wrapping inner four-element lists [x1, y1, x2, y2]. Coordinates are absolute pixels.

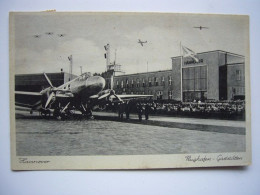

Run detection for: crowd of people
[[95, 99, 245, 120], [153, 100, 245, 119]]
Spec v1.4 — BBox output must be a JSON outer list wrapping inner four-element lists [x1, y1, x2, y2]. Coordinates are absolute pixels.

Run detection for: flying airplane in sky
[[138, 39, 147, 46], [15, 72, 152, 119], [58, 34, 65, 37], [45, 32, 54, 35], [33, 34, 41, 38], [193, 26, 209, 30]]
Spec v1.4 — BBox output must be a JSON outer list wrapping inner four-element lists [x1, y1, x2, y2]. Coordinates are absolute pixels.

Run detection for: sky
[[11, 12, 249, 75]]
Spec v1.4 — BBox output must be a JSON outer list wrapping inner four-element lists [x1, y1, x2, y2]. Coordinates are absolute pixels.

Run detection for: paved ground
[[94, 111, 245, 127], [15, 111, 246, 156]]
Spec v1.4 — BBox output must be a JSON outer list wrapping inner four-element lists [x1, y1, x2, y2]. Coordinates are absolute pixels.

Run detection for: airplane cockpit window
[[77, 72, 91, 81]]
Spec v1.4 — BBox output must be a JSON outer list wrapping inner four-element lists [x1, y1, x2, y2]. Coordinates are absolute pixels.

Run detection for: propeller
[[43, 73, 73, 109], [43, 73, 57, 108], [98, 89, 123, 102], [45, 92, 55, 108]]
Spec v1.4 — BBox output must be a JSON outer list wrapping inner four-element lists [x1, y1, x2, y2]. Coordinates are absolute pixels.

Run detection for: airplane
[[46, 32, 54, 35], [58, 34, 65, 37], [15, 72, 153, 119], [138, 39, 147, 46], [33, 34, 41, 38], [193, 26, 209, 30]]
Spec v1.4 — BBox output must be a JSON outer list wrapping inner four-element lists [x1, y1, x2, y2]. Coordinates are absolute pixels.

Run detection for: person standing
[[118, 102, 125, 119], [136, 102, 143, 121], [144, 103, 150, 120], [125, 100, 131, 120]]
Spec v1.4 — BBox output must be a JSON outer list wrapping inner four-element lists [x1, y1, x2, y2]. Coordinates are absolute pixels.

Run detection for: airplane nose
[[85, 76, 106, 93], [97, 76, 106, 89]]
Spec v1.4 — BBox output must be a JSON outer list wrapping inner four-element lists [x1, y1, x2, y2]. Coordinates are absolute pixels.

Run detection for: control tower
[[104, 44, 124, 89]]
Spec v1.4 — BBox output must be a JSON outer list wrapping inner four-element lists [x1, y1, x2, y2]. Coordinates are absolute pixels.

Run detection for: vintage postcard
[[10, 12, 251, 170]]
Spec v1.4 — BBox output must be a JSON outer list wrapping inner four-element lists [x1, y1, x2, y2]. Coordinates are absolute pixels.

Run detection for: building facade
[[113, 70, 174, 100], [113, 50, 245, 102]]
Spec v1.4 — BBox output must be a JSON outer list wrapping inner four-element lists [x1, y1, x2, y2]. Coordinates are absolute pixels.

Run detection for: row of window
[[115, 76, 173, 89]]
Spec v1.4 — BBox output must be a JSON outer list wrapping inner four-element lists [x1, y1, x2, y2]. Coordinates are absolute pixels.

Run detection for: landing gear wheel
[[41, 109, 51, 119]]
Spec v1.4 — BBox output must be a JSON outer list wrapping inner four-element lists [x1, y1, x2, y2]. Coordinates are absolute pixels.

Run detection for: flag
[[68, 55, 72, 61], [182, 45, 199, 63]]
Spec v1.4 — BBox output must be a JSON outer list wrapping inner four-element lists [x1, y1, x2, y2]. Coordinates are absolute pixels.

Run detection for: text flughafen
[[184, 59, 204, 65]]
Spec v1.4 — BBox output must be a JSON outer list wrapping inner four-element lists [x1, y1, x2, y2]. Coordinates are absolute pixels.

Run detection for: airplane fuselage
[[66, 76, 105, 98]]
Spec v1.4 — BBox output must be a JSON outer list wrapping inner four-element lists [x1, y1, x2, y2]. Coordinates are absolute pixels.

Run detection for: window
[[162, 76, 165, 86], [142, 78, 145, 87], [155, 77, 158, 86], [137, 79, 140, 87], [116, 81, 119, 89], [236, 70, 241, 81], [169, 76, 172, 85], [126, 79, 129, 88], [168, 90, 173, 99], [131, 80, 134, 88], [182, 66, 208, 101], [157, 91, 163, 100], [148, 77, 152, 87], [121, 80, 124, 88]]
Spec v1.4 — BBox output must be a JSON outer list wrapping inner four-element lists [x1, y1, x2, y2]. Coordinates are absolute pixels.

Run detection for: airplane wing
[[15, 91, 42, 96], [109, 94, 153, 102], [91, 89, 153, 101], [114, 94, 153, 99], [15, 91, 43, 109]]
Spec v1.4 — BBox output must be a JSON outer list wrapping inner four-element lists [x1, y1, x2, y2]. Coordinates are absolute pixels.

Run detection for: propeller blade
[[114, 94, 123, 102], [45, 92, 55, 108], [61, 102, 70, 112], [43, 72, 54, 88], [98, 93, 110, 100]]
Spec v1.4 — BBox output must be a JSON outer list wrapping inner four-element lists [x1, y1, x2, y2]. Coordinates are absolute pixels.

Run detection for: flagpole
[[180, 41, 183, 102]]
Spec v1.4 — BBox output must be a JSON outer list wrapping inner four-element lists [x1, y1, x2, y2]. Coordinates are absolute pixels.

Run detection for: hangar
[[15, 72, 76, 92]]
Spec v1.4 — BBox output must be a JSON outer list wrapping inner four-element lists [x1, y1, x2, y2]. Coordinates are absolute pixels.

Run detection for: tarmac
[[93, 111, 246, 135], [15, 110, 246, 156]]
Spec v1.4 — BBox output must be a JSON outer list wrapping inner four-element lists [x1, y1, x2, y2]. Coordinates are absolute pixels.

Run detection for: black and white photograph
[[10, 12, 251, 170]]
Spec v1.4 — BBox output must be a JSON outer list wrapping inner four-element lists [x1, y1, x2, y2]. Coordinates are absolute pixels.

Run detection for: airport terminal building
[[113, 50, 245, 102]]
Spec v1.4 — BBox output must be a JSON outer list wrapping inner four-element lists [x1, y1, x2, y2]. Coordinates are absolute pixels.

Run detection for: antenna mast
[[68, 55, 73, 81], [104, 44, 110, 71], [114, 49, 117, 64]]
